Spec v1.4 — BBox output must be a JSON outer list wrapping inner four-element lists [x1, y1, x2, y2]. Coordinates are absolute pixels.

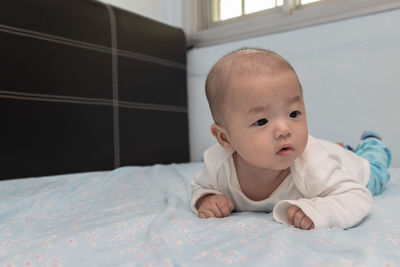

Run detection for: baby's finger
[[300, 216, 314, 230], [293, 209, 306, 228], [227, 199, 235, 212], [211, 205, 223, 218], [216, 201, 230, 217], [199, 208, 215, 218], [287, 205, 300, 225]]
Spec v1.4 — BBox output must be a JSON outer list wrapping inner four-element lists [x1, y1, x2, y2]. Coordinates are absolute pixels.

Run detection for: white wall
[[187, 9, 400, 167], [97, 0, 182, 28]]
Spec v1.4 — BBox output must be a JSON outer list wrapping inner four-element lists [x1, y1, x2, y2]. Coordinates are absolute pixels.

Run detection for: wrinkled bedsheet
[[0, 163, 399, 266]]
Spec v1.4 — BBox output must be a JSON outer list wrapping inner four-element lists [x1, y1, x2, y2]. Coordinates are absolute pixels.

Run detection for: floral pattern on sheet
[[0, 164, 399, 267]]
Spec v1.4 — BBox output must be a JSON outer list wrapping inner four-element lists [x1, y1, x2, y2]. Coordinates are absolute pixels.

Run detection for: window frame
[[182, 0, 400, 48]]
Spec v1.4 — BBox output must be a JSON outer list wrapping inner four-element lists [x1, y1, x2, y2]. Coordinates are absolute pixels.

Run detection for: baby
[[191, 48, 392, 230]]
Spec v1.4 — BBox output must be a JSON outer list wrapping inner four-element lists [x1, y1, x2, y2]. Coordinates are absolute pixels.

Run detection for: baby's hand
[[287, 205, 314, 230], [196, 194, 234, 219]]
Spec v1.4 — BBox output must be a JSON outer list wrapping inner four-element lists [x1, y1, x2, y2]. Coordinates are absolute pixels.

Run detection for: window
[[201, 0, 328, 32], [182, 0, 400, 47], [214, 0, 285, 22], [212, 0, 327, 22]]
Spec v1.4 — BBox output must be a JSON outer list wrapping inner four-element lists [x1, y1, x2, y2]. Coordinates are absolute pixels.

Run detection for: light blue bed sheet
[[0, 163, 399, 266]]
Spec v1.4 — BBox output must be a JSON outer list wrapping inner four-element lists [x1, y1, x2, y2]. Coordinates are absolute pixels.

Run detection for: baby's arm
[[273, 163, 372, 229], [287, 205, 314, 230], [196, 194, 234, 218]]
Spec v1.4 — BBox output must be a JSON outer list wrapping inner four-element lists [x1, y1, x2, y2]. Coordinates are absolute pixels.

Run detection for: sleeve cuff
[[273, 200, 321, 228], [273, 200, 296, 225]]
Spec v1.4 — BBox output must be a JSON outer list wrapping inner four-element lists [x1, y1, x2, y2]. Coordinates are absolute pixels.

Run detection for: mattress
[[1, 163, 399, 266]]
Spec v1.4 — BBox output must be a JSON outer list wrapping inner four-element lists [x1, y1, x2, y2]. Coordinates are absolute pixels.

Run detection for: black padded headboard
[[0, 0, 189, 180]]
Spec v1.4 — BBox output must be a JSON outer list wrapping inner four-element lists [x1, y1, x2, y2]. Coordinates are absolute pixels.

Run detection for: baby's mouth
[[277, 146, 294, 156]]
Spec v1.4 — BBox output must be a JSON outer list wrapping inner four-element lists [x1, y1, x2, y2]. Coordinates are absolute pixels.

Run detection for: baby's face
[[223, 70, 308, 171]]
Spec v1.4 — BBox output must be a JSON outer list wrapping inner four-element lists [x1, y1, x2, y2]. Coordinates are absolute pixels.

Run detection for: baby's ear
[[210, 123, 234, 153]]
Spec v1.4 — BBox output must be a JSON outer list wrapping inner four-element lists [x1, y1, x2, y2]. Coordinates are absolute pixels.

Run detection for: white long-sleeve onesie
[[191, 135, 373, 229]]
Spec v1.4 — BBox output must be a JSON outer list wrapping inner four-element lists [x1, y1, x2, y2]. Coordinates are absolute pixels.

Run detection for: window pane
[[276, 0, 284, 6], [245, 0, 276, 15], [220, 0, 242, 21], [301, 0, 321, 5]]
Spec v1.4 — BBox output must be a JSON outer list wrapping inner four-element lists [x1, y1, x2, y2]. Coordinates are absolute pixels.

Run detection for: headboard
[[0, 0, 189, 180]]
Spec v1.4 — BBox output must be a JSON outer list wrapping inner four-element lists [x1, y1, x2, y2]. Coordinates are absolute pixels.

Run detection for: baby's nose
[[274, 121, 292, 139]]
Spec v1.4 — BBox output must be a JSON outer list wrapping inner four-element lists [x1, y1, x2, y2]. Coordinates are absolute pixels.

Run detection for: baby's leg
[[354, 131, 392, 196]]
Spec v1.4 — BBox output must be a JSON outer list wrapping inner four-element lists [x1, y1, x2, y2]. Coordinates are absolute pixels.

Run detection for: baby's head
[[206, 48, 301, 125], [206, 48, 308, 171]]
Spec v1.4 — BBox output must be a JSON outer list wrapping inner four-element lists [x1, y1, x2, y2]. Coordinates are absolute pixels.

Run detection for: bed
[[0, 165, 399, 266], [1, 0, 399, 266]]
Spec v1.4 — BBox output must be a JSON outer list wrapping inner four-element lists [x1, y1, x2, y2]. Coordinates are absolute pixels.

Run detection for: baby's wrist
[[195, 194, 214, 209]]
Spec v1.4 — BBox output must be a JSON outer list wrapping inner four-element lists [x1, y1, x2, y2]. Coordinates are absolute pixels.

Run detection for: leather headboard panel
[[0, 0, 189, 180]]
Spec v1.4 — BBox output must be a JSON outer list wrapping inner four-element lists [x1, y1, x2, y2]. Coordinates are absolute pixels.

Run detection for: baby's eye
[[289, 111, 301, 118], [253, 118, 268, 126]]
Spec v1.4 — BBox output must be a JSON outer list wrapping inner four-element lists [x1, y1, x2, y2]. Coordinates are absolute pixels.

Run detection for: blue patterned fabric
[[0, 163, 399, 266], [353, 133, 392, 195]]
